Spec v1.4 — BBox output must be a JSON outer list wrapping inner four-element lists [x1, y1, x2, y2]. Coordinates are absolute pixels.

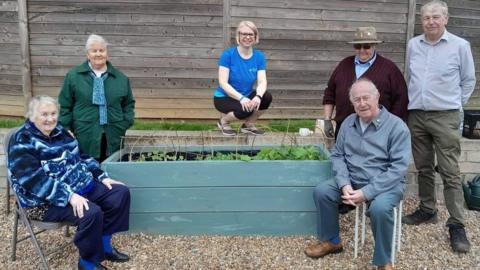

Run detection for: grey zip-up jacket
[[332, 106, 411, 201]]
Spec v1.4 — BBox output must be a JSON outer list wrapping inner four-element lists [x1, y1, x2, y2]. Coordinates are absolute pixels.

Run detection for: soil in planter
[[121, 150, 261, 162]]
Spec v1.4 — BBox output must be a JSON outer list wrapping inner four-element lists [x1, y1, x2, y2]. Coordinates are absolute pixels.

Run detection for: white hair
[[85, 34, 108, 52], [26, 95, 59, 121], [348, 78, 379, 100], [421, 0, 448, 17]]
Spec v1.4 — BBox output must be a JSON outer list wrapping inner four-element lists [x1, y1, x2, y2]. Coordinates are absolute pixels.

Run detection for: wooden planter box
[[102, 145, 331, 235]]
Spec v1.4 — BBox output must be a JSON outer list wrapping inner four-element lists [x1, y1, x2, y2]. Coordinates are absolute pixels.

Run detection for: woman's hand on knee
[[69, 193, 89, 218], [240, 97, 252, 111], [250, 96, 261, 110]]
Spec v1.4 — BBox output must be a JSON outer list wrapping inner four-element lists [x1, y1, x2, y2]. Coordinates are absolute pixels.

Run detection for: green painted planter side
[[102, 145, 332, 235]]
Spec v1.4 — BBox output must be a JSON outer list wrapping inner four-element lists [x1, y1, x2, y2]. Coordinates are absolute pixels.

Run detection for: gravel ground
[[1, 193, 479, 270]]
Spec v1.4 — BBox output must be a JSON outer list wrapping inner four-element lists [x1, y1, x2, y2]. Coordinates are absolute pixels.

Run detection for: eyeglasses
[[353, 44, 372, 50], [239, 32, 256, 37]]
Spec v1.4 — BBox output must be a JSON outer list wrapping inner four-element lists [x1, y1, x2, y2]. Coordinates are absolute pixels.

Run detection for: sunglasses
[[353, 44, 373, 50]]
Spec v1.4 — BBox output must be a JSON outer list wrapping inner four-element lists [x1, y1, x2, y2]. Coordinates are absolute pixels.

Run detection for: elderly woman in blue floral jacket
[[8, 95, 130, 270]]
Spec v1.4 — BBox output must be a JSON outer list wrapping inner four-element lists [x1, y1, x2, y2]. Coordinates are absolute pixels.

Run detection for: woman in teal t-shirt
[[213, 21, 273, 136]]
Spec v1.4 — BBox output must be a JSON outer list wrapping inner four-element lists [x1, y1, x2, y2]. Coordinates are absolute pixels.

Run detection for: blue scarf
[[90, 72, 108, 125]]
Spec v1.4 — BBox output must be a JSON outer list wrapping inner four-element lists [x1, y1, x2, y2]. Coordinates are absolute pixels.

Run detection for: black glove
[[324, 119, 334, 138]]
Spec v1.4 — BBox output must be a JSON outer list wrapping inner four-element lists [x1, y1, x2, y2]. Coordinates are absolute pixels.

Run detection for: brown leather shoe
[[304, 241, 343, 258], [377, 263, 393, 270]]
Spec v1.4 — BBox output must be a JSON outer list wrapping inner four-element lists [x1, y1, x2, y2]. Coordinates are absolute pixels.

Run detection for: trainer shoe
[[217, 120, 236, 136], [402, 208, 438, 225], [448, 224, 470, 253], [240, 123, 265, 135]]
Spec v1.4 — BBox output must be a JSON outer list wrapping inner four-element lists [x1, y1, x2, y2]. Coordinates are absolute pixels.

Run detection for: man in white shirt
[[403, 0, 476, 254]]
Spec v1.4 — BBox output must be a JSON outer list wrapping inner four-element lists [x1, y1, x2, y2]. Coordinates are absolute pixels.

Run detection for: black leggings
[[213, 91, 273, 120]]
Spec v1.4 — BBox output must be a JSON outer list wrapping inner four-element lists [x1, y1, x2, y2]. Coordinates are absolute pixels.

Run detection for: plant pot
[[102, 144, 331, 235]]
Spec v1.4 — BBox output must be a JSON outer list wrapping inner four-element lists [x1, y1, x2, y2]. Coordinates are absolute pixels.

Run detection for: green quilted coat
[[58, 61, 135, 159]]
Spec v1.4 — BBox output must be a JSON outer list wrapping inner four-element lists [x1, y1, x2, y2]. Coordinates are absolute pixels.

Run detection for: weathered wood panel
[[34, 86, 324, 100], [228, 0, 411, 120], [27, 0, 223, 119], [232, 0, 409, 13], [29, 34, 223, 47], [2, 0, 480, 119], [135, 108, 323, 119], [0, 1, 23, 115]]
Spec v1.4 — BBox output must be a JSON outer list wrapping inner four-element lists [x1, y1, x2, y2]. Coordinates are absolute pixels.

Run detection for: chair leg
[[397, 200, 403, 251], [20, 213, 50, 270], [391, 207, 398, 266], [11, 210, 19, 261], [353, 200, 403, 265], [6, 182, 10, 215], [64, 225, 70, 237], [28, 231, 50, 270], [354, 204, 359, 259], [361, 202, 366, 246]]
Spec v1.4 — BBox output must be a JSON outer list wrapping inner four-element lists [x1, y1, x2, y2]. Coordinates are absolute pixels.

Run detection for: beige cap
[[347, 26, 383, 44]]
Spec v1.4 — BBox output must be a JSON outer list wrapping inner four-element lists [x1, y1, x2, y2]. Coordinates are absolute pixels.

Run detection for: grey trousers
[[313, 179, 403, 266], [408, 110, 465, 226]]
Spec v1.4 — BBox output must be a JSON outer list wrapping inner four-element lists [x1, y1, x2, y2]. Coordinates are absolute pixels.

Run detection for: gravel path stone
[[1, 193, 478, 269]]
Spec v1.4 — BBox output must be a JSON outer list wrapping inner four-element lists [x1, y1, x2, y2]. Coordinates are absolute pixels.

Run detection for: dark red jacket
[[323, 54, 408, 123]]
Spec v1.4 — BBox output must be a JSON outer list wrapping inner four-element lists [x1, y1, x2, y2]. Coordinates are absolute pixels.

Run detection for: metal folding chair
[[5, 127, 73, 270], [354, 200, 403, 266], [5, 132, 11, 215]]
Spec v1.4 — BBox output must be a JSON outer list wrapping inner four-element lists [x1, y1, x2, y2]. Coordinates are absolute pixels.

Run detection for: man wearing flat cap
[[322, 26, 408, 139]]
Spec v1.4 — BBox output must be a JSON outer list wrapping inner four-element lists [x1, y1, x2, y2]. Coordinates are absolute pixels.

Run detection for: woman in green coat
[[59, 34, 135, 162]]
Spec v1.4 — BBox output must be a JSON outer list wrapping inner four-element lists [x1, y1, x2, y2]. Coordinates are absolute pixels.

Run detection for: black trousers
[[97, 133, 108, 163], [43, 183, 130, 262], [213, 91, 273, 119]]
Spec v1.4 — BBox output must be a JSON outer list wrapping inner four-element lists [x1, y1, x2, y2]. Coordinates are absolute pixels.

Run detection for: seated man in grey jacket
[[304, 78, 411, 270]]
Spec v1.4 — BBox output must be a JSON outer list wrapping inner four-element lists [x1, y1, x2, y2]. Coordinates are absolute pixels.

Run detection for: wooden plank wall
[[0, 1, 24, 116], [27, 0, 223, 119], [415, 0, 480, 109], [231, 0, 409, 118], [0, 0, 479, 119]]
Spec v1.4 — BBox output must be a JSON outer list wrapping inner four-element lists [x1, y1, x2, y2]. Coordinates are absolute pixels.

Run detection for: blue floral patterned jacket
[[7, 120, 109, 208]]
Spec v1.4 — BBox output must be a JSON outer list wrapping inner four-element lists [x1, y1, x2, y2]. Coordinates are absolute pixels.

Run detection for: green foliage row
[[254, 145, 325, 160], [137, 151, 185, 162], [134, 145, 326, 162]]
